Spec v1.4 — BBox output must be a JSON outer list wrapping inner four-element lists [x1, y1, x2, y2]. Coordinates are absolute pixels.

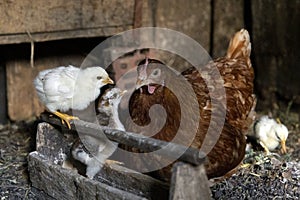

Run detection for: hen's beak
[[281, 139, 287, 154], [136, 79, 145, 90], [103, 77, 114, 85]]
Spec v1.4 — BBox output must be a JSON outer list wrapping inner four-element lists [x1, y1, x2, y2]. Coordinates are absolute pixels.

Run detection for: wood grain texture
[[40, 114, 206, 166], [0, 0, 134, 44], [28, 152, 145, 200], [138, 0, 211, 50], [169, 162, 211, 200], [29, 122, 169, 199], [251, 0, 300, 108], [212, 0, 244, 57]]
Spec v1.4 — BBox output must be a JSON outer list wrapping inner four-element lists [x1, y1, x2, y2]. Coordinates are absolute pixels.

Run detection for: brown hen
[[124, 29, 256, 181]]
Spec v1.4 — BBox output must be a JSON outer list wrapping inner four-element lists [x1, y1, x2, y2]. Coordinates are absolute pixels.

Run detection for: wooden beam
[[0, 0, 134, 44], [28, 152, 146, 200], [40, 113, 206, 166], [169, 162, 211, 200], [31, 122, 169, 199], [212, 0, 244, 58], [0, 26, 133, 45]]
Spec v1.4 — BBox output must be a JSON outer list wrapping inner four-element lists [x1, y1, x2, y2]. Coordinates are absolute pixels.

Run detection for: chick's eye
[[97, 76, 102, 80], [275, 131, 281, 140]]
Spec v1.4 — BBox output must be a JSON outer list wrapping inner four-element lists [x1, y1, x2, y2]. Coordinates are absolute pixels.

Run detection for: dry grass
[[0, 121, 54, 199]]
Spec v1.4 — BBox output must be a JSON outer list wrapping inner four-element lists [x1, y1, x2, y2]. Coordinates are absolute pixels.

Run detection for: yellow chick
[[254, 116, 289, 154]]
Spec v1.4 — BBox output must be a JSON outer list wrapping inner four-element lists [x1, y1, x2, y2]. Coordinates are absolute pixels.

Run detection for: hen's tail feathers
[[226, 29, 251, 60]]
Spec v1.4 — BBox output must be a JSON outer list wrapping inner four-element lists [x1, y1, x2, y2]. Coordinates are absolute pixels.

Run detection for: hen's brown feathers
[[126, 29, 255, 181], [226, 29, 251, 60]]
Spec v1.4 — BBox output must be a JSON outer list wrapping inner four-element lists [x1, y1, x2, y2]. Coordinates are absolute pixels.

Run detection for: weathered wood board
[[28, 122, 170, 199], [29, 152, 146, 200], [153, 0, 211, 51], [28, 119, 211, 199], [212, 0, 244, 58], [0, 0, 134, 44], [251, 0, 300, 108], [170, 162, 211, 200]]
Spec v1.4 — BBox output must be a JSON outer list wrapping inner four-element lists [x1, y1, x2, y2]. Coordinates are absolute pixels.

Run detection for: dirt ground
[[0, 110, 299, 199]]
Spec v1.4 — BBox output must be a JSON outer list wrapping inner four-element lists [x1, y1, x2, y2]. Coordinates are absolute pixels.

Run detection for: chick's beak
[[281, 139, 287, 154], [121, 90, 127, 96], [103, 77, 114, 85]]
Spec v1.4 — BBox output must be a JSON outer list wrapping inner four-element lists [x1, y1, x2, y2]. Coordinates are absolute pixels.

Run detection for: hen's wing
[[179, 29, 255, 178]]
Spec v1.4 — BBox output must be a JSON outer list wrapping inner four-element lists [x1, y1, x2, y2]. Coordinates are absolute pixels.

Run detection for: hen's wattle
[[125, 29, 255, 181]]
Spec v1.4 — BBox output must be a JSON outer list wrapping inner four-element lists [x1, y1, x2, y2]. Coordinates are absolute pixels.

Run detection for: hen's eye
[[152, 69, 160, 76], [97, 76, 102, 80]]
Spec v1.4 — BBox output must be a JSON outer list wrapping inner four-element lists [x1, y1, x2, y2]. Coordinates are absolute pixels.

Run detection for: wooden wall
[[251, 0, 300, 110], [0, 0, 299, 123], [0, 63, 7, 124]]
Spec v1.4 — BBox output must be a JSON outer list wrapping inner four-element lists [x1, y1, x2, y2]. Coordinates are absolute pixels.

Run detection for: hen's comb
[[138, 57, 148, 78], [144, 57, 149, 67]]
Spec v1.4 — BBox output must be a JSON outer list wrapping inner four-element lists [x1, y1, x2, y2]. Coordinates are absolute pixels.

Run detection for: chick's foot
[[53, 111, 79, 129]]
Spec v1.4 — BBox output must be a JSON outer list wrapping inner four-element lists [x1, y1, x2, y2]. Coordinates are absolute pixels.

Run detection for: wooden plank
[[0, 0, 134, 44], [212, 0, 244, 57], [31, 122, 169, 199], [251, 0, 300, 108], [169, 162, 211, 200], [138, 0, 210, 49], [154, 0, 211, 51], [137, 0, 211, 72], [28, 152, 145, 200], [6, 59, 39, 121], [6, 55, 84, 121], [40, 114, 207, 166], [0, 26, 133, 45]]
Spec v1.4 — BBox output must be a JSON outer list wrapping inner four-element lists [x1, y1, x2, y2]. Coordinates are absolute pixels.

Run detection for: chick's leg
[[259, 141, 270, 154], [53, 111, 79, 129], [105, 159, 123, 166]]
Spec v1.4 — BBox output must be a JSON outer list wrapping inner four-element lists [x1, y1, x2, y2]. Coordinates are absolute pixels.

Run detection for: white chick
[[254, 116, 289, 154], [34, 65, 114, 129], [71, 88, 126, 179]]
